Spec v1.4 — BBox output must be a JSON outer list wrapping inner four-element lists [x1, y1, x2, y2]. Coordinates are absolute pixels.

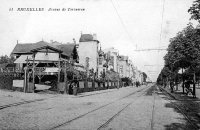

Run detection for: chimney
[[93, 33, 97, 40]]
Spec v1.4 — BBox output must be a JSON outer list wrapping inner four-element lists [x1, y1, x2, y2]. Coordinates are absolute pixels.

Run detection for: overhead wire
[[110, 0, 136, 48], [159, 0, 166, 48], [110, 0, 166, 81], [156, 0, 166, 81]]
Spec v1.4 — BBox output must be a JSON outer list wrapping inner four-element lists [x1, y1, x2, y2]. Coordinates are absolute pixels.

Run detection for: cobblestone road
[[0, 84, 199, 130]]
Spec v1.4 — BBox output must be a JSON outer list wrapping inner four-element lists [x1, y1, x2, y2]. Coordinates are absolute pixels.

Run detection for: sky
[[0, 0, 197, 81]]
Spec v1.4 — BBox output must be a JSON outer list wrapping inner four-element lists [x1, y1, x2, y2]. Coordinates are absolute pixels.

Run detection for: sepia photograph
[[0, 0, 200, 129]]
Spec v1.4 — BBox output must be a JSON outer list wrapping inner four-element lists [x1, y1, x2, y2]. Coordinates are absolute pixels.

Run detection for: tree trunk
[[182, 68, 185, 94], [175, 79, 178, 91], [193, 72, 196, 98]]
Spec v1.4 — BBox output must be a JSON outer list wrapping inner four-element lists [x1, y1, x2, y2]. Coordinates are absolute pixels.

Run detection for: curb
[[158, 86, 178, 100], [159, 86, 200, 101]]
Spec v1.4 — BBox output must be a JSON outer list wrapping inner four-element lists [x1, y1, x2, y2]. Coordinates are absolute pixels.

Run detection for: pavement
[[160, 84, 200, 128], [160, 84, 200, 101], [0, 87, 119, 107], [0, 84, 199, 130], [0, 89, 56, 106]]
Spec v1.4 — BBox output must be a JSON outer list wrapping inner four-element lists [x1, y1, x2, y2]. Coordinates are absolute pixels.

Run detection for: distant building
[[98, 47, 106, 77], [103, 47, 119, 72], [118, 55, 129, 78]]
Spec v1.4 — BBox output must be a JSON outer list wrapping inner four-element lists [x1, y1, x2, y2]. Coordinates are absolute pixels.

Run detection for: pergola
[[22, 45, 69, 93]]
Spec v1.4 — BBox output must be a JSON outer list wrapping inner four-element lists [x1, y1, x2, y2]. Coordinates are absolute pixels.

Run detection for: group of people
[[168, 80, 195, 97], [68, 80, 79, 95]]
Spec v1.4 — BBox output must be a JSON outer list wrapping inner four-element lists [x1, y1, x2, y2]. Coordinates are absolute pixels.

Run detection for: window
[[99, 57, 103, 65], [109, 56, 114, 66]]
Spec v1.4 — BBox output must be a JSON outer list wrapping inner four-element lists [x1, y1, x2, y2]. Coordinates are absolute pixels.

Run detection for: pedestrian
[[68, 81, 74, 95], [185, 80, 193, 96], [170, 81, 174, 93], [73, 80, 78, 96], [136, 81, 138, 87]]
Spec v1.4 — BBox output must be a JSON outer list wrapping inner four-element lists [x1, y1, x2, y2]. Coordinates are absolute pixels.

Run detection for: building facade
[[78, 34, 100, 75], [103, 47, 119, 72]]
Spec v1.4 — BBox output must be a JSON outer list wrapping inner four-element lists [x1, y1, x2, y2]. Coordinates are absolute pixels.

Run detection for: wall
[[78, 41, 98, 72]]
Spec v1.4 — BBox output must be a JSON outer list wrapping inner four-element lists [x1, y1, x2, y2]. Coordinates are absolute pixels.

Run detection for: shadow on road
[[144, 85, 200, 129], [161, 92, 200, 130], [164, 122, 192, 130], [171, 91, 200, 101], [145, 85, 157, 96]]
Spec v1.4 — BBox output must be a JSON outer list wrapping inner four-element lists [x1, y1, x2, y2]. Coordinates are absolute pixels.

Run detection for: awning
[[35, 52, 59, 61], [14, 53, 59, 64], [14, 55, 34, 63], [44, 67, 59, 73]]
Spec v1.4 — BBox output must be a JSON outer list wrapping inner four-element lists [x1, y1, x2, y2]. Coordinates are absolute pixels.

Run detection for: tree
[[72, 46, 79, 63], [160, 23, 200, 95], [0, 55, 15, 64], [142, 72, 147, 82], [188, 0, 200, 23]]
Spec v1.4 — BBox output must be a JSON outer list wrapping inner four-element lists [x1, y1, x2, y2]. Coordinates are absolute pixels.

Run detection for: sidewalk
[[0, 89, 59, 106], [160, 85, 200, 101], [0, 86, 136, 107], [160, 85, 200, 127]]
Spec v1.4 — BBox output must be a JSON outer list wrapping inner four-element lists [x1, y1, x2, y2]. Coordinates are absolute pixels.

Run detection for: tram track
[[158, 86, 200, 130], [150, 90, 156, 130], [74, 89, 118, 98], [0, 86, 138, 110], [75, 86, 147, 98], [48, 86, 150, 130], [97, 88, 148, 130], [0, 95, 58, 110]]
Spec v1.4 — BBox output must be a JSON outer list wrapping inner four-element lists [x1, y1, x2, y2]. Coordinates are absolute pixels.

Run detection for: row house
[[77, 34, 118, 78], [117, 56, 135, 78], [134, 67, 147, 84], [77, 33, 145, 84], [118, 55, 129, 78], [103, 47, 119, 72], [77, 34, 115, 79]]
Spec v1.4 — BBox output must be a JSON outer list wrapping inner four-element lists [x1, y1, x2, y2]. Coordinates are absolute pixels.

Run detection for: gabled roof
[[31, 45, 62, 53], [11, 41, 76, 58], [12, 41, 58, 54]]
